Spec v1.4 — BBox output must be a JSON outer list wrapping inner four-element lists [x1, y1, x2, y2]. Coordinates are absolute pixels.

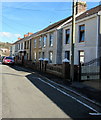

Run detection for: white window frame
[[49, 33, 54, 47], [49, 51, 53, 63], [34, 39, 37, 48], [39, 37, 42, 48], [65, 29, 70, 44], [43, 36, 47, 47]]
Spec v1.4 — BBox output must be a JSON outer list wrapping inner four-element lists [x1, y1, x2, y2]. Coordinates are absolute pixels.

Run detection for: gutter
[[61, 14, 97, 29], [30, 28, 57, 39]]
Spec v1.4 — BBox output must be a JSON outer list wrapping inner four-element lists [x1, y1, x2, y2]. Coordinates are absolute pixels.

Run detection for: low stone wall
[[46, 64, 63, 78], [24, 60, 40, 70], [15, 59, 79, 82]]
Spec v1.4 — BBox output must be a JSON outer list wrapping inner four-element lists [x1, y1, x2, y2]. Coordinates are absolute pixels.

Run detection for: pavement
[[70, 81, 101, 106], [83, 79, 101, 90], [23, 66, 101, 107]]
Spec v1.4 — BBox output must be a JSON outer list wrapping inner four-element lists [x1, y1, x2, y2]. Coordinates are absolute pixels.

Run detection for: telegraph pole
[[70, 0, 76, 83]]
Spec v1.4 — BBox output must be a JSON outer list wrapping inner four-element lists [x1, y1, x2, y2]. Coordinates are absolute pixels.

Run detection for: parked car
[[2, 56, 15, 65]]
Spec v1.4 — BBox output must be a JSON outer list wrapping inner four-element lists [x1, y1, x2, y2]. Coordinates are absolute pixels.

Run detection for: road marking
[[16, 65, 101, 108], [89, 113, 101, 116], [37, 77, 98, 113], [38, 72, 101, 107], [38, 74, 101, 107]]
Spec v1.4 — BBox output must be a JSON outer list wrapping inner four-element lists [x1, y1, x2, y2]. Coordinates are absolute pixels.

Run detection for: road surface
[[1, 64, 101, 119]]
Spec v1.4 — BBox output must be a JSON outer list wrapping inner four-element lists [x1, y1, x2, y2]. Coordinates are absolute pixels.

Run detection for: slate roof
[[13, 5, 101, 44]]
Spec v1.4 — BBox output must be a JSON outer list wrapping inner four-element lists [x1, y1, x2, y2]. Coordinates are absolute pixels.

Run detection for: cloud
[[0, 32, 21, 38]]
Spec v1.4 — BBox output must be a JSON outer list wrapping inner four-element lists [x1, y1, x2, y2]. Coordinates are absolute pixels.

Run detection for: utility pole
[[70, 0, 76, 83]]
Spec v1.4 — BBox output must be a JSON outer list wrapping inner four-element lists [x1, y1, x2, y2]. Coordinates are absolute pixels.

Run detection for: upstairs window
[[39, 37, 42, 48], [34, 39, 37, 48], [43, 36, 47, 47], [79, 25, 85, 42], [21, 43, 23, 49], [27, 41, 29, 49], [65, 29, 70, 44], [49, 33, 54, 47], [24, 41, 26, 49], [18, 43, 20, 50]]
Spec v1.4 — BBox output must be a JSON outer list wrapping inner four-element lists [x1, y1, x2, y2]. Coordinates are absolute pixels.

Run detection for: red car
[[2, 56, 15, 65]]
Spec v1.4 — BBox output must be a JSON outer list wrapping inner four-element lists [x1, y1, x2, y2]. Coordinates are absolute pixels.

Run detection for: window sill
[[65, 43, 70, 45], [79, 41, 85, 43]]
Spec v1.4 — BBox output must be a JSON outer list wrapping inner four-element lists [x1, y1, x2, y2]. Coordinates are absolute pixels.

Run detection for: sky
[[0, 0, 100, 43]]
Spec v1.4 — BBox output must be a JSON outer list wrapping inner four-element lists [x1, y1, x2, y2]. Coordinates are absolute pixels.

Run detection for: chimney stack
[[18, 37, 21, 40], [76, 0, 87, 14], [28, 32, 33, 36], [24, 34, 28, 38], [24, 33, 33, 38]]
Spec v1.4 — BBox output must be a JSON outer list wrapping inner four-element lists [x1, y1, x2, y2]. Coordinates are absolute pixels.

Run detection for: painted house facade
[[10, 3, 101, 65], [62, 5, 101, 65], [29, 16, 71, 64]]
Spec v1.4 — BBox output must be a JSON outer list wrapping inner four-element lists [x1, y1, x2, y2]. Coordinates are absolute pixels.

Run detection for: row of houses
[[0, 48, 10, 57], [10, 1, 101, 65]]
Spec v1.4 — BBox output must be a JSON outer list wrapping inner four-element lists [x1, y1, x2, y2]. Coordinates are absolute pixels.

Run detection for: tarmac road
[[1, 64, 101, 119]]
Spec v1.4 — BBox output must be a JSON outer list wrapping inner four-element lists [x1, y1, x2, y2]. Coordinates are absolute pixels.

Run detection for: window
[[65, 51, 70, 60], [79, 51, 84, 64], [24, 41, 26, 49], [43, 36, 47, 47], [18, 43, 20, 50], [34, 52, 37, 60], [49, 33, 54, 47], [65, 29, 70, 44], [39, 37, 42, 47], [27, 53, 28, 60], [49, 51, 53, 63], [39, 52, 41, 58], [79, 25, 85, 42], [42, 52, 45, 59], [27, 41, 29, 49], [34, 39, 37, 48], [21, 43, 23, 49]]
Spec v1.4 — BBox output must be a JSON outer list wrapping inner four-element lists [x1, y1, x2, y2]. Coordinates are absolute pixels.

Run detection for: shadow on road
[[7, 65, 101, 120]]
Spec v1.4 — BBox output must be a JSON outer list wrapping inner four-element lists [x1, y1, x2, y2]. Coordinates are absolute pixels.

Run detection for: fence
[[81, 57, 101, 81]]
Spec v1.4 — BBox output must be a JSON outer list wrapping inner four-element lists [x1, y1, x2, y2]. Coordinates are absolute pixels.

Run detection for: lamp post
[[70, 0, 76, 83]]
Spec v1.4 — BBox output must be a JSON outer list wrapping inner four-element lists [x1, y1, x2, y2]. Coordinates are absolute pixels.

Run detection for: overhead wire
[[2, 5, 72, 12], [2, 15, 34, 30]]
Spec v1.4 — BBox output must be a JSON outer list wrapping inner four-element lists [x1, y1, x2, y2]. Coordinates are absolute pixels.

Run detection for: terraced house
[[30, 17, 71, 64], [10, 33, 33, 60], [61, 4, 101, 64], [10, 2, 101, 65]]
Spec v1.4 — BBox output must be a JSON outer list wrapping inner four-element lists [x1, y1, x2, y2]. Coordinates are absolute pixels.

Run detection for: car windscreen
[[5, 57, 13, 60]]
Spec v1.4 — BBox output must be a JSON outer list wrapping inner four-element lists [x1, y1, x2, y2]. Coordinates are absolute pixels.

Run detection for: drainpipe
[[29, 39, 32, 61]]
